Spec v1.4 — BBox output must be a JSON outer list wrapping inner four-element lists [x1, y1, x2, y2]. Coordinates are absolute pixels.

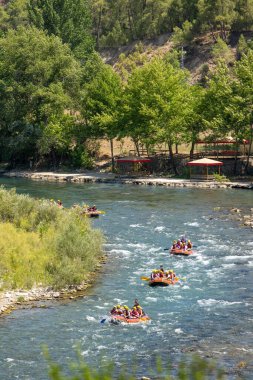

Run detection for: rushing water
[[0, 178, 252, 379]]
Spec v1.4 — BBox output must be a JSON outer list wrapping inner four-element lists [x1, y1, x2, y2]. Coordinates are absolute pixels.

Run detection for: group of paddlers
[[110, 299, 145, 319], [150, 265, 176, 282], [171, 237, 192, 251], [50, 199, 63, 208]]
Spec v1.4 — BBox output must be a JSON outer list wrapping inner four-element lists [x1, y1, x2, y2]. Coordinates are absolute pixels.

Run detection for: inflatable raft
[[83, 210, 104, 218], [110, 315, 150, 325], [149, 277, 179, 286], [170, 248, 193, 256]]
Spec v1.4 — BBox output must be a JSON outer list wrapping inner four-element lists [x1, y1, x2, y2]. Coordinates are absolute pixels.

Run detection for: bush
[[0, 187, 104, 290], [213, 173, 230, 182]]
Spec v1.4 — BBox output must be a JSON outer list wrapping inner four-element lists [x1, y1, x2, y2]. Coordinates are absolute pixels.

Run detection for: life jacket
[[187, 243, 192, 249]]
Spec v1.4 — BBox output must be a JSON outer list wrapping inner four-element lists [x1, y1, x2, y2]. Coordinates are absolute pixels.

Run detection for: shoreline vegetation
[[0, 187, 105, 316]]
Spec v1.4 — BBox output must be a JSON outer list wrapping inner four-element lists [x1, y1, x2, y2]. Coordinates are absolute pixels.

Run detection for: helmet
[[116, 304, 121, 308], [124, 305, 129, 310], [133, 306, 137, 310], [137, 305, 142, 309], [188, 240, 191, 242]]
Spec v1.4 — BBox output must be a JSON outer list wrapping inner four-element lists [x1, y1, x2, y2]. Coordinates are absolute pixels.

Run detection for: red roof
[[116, 157, 151, 163]]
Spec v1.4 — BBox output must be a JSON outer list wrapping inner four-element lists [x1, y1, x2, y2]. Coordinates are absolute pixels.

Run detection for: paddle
[[141, 276, 150, 281], [100, 316, 110, 324]]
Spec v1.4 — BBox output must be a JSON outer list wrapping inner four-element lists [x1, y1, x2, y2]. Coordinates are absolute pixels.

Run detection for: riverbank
[[0, 187, 105, 317], [2, 170, 253, 189], [0, 258, 106, 316]]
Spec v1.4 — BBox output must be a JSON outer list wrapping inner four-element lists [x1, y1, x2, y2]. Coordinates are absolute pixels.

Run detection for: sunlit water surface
[[0, 178, 252, 379]]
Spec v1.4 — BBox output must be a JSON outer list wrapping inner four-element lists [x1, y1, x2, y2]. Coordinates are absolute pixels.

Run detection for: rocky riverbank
[[0, 258, 106, 317], [2, 170, 253, 189]]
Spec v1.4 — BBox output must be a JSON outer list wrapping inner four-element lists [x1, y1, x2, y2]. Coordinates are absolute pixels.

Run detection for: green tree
[[0, 27, 81, 166], [123, 57, 191, 174], [197, 0, 236, 41], [234, 49, 253, 172], [233, 0, 253, 31], [203, 62, 247, 174], [28, 0, 94, 60], [81, 63, 123, 171]]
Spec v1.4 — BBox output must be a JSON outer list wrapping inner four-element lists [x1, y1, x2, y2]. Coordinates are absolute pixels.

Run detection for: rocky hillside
[[100, 31, 252, 82]]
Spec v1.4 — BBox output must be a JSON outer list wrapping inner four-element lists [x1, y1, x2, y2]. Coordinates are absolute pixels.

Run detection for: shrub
[[0, 187, 104, 290], [213, 173, 230, 182]]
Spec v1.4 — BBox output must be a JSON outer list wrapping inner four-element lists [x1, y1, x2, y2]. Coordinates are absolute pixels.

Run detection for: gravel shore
[[2, 170, 253, 189]]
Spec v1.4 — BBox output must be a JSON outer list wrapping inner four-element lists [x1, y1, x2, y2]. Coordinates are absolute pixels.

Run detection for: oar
[[100, 316, 110, 324], [141, 276, 150, 281]]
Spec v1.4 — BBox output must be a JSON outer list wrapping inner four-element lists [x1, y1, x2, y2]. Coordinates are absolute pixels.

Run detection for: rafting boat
[[149, 277, 179, 286], [83, 210, 104, 218], [170, 248, 193, 256], [110, 315, 150, 325]]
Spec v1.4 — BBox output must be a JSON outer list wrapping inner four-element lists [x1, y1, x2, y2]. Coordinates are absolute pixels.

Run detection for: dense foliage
[[91, 0, 253, 47], [0, 187, 104, 289], [0, 0, 253, 174]]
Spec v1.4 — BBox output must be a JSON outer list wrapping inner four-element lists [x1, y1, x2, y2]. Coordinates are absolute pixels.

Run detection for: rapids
[[0, 178, 252, 379]]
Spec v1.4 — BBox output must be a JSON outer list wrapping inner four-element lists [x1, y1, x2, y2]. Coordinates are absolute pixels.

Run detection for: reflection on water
[[0, 178, 252, 379]]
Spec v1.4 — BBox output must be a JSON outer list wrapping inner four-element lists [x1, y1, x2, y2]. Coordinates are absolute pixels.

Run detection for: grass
[[0, 187, 104, 290]]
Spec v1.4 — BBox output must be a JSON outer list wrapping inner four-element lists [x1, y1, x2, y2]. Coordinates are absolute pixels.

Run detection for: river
[[0, 178, 252, 379]]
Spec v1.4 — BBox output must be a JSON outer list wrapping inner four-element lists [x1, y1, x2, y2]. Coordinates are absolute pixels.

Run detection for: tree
[[197, 0, 236, 41], [203, 61, 247, 174], [123, 57, 192, 174], [81, 63, 123, 171], [0, 27, 81, 166], [28, 0, 94, 60], [233, 0, 253, 31], [234, 49, 253, 172]]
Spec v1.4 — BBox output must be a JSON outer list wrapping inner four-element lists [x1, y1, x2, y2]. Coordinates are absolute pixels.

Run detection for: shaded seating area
[[115, 156, 152, 175], [187, 158, 223, 180]]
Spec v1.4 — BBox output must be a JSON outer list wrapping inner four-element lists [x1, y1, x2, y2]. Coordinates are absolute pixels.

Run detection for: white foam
[[154, 226, 166, 232], [130, 224, 144, 228], [127, 243, 148, 249], [198, 299, 242, 308], [5, 358, 14, 362], [110, 249, 132, 256], [81, 350, 90, 356], [175, 328, 183, 334], [86, 316, 96, 321], [145, 296, 157, 302], [224, 255, 253, 261], [183, 222, 200, 227]]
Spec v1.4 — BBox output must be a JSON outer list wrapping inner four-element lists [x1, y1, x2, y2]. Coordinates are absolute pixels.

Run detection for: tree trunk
[[245, 127, 253, 174], [175, 143, 178, 154], [209, 22, 217, 42], [190, 142, 195, 159], [133, 138, 140, 156], [169, 143, 179, 175], [110, 139, 115, 172], [51, 150, 57, 172], [233, 141, 239, 175]]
